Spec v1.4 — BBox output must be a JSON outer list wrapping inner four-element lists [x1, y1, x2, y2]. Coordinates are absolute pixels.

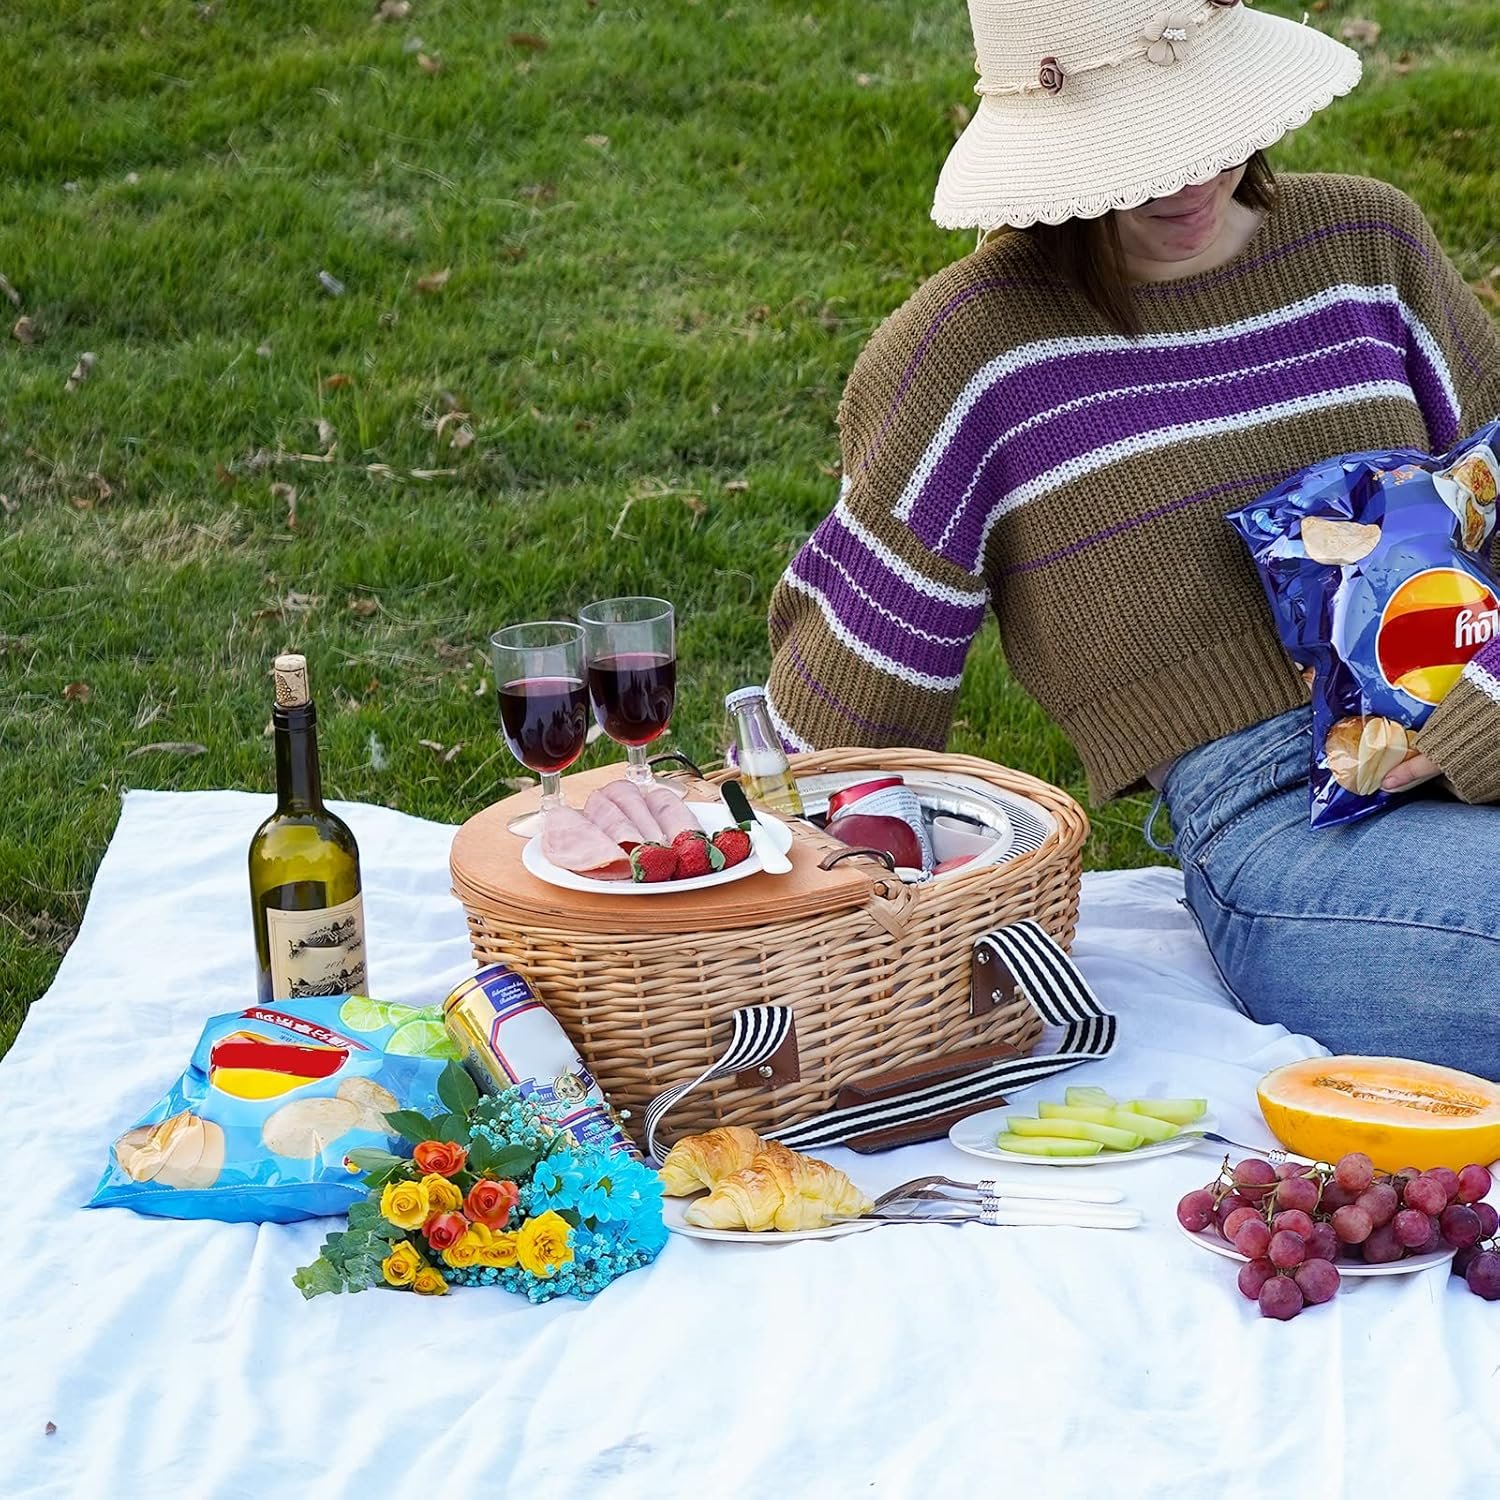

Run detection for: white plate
[[522, 798, 793, 895], [948, 1106, 1219, 1166], [662, 1193, 879, 1243], [1175, 1217, 1456, 1277]]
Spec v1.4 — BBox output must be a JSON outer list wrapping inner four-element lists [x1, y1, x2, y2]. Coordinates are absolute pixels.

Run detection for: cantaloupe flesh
[[1257, 1055, 1500, 1172]]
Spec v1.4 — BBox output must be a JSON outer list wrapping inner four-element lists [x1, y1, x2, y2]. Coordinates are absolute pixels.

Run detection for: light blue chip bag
[[88, 996, 455, 1223]]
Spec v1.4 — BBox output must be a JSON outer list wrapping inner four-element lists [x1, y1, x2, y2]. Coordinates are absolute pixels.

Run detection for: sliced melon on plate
[[993, 1133, 1103, 1157], [1122, 1098, 1207, 1126], [1065, 1086, 1116, 1109], [1005, 1116, 1145, 1150]]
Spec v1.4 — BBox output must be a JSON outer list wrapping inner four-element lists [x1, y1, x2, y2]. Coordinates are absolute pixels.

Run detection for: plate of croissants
[[658, 1126, 876, 1241]]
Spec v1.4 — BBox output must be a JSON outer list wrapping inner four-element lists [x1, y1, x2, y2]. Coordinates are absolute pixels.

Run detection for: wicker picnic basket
[[449, 748, 1088, 1147]]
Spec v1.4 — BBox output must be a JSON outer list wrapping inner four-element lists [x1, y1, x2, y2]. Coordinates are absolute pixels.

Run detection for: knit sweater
[[767, 174, 1500, 805]]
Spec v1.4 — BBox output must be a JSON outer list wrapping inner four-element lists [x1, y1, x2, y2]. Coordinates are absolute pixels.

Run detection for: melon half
[[1257, 1056, 1500, 1171]]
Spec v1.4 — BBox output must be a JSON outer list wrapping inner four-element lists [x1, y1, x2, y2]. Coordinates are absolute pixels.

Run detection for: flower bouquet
[[293, 1061, 667, 1301]]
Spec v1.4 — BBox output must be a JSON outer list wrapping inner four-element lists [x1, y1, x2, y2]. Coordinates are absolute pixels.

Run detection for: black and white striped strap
[[643, 920, 1116, 1162]]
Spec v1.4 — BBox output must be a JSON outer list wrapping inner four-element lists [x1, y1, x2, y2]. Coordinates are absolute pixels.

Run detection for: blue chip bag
[[88, 996, 455, 1223], [1229, 421, 1499, 828]]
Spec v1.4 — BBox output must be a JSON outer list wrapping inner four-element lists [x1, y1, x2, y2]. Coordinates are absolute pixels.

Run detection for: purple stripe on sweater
[[997, 472, 1290, 579], [770, 613, 948, 745], [792, 506, 987, 639], [1137, 220, 1486, 380], [857, 217, 1484, 487], [1467, 635, 1500, 682], [920, 342, 1418, 570]]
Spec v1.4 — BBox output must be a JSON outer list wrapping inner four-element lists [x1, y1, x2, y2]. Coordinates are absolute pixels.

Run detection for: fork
[[827, 1200, 1143, 1230], [872, 1174, 1126, 1211], [1197, 1132, 1295, 1164]]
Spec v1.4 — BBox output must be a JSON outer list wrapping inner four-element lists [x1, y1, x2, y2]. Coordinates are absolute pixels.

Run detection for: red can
[[826, 775, 934, 871]]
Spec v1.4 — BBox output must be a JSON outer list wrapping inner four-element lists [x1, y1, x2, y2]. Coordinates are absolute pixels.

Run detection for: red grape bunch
[[1176, 1152, 1499, 1320]]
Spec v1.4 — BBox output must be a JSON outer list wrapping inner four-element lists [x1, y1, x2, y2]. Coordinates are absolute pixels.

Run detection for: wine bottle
[[248, 654, 368, 1002]]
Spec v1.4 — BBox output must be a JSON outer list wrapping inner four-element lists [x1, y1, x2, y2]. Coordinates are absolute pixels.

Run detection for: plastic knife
[[721, 779, 793, 875]]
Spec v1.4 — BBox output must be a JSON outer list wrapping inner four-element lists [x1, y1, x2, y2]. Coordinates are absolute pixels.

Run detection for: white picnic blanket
[[4, 790, 1496, 1498]]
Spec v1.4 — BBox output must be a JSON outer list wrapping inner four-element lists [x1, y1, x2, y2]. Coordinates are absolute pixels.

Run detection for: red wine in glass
[[498, 676, 589, 774], [586, 653, 676, 747]]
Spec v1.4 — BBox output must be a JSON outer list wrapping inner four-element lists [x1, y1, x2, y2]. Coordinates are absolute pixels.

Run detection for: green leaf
[[466, 1134, 498, 1174], [346, 1147, 406, 1176], [292, 1258, 347, 1299], [436, 1111, 470, 1144], [384, 1109, 438, 1145], [486, 1145, 540, 1180], [438, 1060, 480, 1117]]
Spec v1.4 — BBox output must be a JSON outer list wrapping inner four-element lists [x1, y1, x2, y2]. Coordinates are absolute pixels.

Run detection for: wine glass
[[578, 597, 676, 787], [490, 621, 589, 837]]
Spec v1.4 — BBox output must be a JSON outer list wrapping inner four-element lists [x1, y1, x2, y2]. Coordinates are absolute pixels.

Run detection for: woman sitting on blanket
[[766, 0, 1500, 1076]]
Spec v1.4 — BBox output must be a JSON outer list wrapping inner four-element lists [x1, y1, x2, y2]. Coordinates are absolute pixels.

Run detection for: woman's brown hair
[[1015, 152, 1278, 336]]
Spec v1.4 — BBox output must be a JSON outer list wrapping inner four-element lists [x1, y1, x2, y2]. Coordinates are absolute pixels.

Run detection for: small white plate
[[522, 798, 793, 896], [1175, 1217, 1456, 1277], [948, 1107, 1219, 1166], [661, 1193, 880, 1243]]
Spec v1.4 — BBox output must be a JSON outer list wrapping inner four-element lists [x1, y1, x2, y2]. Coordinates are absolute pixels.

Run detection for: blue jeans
[[1157, 707, 1500, 1080]]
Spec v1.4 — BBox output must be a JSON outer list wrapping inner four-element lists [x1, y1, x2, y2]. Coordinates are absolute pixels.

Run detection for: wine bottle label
[[266, 891, 368, 1000]]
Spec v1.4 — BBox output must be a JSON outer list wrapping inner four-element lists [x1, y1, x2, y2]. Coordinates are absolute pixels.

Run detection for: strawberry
[[630, 843, 679, 883], [672, 831, 725, 879], [712, 827, 752, 869]]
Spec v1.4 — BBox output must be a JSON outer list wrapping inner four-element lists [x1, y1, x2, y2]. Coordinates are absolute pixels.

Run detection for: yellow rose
[[380, 1178, 431, 1232], [479, 1231, 519, 1269], [412, 1266, 449, 1296], [441, 1232, 480, 1268], [381, 1239, 422, 1288], [516, 1210, 573, 1279], [422, 1174, 464, 1217]]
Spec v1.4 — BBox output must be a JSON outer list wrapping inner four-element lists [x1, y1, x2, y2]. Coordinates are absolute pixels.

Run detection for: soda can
[[826, 775, 934, 870], [443, 964, 637, 1156]]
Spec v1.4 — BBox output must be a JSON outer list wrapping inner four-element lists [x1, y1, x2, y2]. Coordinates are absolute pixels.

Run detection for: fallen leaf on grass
[[348, 595, 379, 617], [1392, 50, 1413, 75], [322, 373, 353, 392], [372, 0, 411, 21], [255, 591, 319, 620], [855, 73, 878, 87], [724, 478, 750, 493], [402, 35, 424, 53], [507, 31, 548, 50], [12, 316, 36, 345], [500, 775, 537, 793], [682, 495, 707, 520], [63, 681, 92, 702], [124, 171, 140, 185], [0, 274, 20, 307], [409, 467, 458, 479], [270, 481, 298, 529], [449, 425, 474, 450], [1, 495, 17, 516], [584, 134, 610, 149], [125, 741, 208, 759], [1339, 17, 1381, 45], [317, 418, 336, 452], [519, 182, 557, 203], [256, 340, 272, 358], [415, 267, 451, 293], [65, 352, 97, 391], [416, 52, 442, 74], [318, 270, 345, 297]]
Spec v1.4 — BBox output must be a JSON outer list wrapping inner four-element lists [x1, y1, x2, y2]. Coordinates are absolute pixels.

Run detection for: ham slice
[[643, 785, 698, 842], [540, 806, 631, 880], [584, 787, 640, 848], [598, 781, 666, 844]]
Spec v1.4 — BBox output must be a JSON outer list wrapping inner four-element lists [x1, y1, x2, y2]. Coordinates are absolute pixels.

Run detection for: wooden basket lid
[[449, 764, 885, 934]]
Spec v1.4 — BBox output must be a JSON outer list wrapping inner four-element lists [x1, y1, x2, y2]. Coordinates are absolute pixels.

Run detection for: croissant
[[658, 1125, 764, 1196], [684, 1141, 874, 1231]]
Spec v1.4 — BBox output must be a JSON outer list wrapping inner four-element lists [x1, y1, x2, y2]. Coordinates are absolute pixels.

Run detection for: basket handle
[[643, 919, 1116, 1161]]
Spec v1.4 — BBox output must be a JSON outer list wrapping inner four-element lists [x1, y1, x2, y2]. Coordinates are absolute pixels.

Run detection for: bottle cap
[[724, 685, 767, 714], [273, 654, 311, 708]]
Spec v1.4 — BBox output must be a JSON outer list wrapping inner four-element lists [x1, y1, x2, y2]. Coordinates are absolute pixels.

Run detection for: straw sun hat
[[933, 0, 1362, 229]]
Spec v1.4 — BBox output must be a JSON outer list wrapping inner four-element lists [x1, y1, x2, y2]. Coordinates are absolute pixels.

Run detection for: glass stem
[[539, 770, 563, 812], [625, 744, 653, 785]]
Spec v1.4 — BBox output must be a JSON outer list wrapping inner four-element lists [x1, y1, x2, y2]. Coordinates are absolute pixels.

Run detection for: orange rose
[[465, 1178, 520, 1230], [412, 1140, 468, 1177], [424, 1211, 469, 1251]]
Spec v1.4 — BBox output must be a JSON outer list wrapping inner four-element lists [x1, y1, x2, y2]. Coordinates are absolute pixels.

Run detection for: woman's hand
[[1383, 752, 1443, 792]]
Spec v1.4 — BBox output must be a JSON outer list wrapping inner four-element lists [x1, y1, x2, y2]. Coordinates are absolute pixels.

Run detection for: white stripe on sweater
[[936, 335, 1405, 557], [1463, 658, 1500, 707], [894, 283, 1461, 526], [831, 498, 989, 607], [780, 571, 967, 691], [764, 692, 813, 754], [964, 381, 1420, 573]]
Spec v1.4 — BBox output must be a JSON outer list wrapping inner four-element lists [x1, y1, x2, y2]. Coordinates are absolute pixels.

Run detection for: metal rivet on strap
[[757, 1064, 774, 1079]]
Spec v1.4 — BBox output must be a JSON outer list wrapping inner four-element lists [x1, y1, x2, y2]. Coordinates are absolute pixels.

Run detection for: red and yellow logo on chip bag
[[209, 1029, 350, 1099], [1376, 567, 1500, 705]]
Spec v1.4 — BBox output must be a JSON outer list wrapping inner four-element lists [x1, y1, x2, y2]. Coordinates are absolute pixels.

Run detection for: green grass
[[3, 1, 1498, 1054]]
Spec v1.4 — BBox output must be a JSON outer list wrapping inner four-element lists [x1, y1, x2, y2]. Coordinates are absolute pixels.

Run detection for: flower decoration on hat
[[1142, 10, 1195, 66], [1036, 55, 1066, 94]]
